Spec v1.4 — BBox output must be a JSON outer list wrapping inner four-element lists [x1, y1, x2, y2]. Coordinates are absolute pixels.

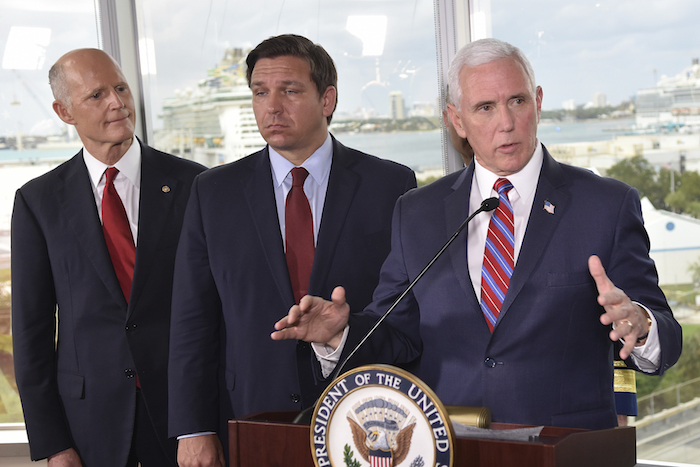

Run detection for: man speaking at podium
[[274, 38, 683, 430]]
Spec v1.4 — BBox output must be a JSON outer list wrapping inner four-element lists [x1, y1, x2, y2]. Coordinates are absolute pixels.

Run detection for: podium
[[228, 411, 636, 467]]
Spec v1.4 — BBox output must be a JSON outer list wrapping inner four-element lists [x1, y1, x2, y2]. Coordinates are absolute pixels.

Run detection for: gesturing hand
[[271, 286, 350, 349], [589, 255, 651, 360]]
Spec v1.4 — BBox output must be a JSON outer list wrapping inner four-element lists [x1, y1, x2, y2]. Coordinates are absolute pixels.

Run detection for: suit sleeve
[[609, 188, 682, 375], [340, 194, 423, 371], [168, 176, 223, 437], [11, 189, 75, 460]]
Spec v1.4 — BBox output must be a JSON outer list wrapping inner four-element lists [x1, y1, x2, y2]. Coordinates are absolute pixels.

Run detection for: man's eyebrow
[[510, 92, 529, 100], [472, 99, 496, 109], [251, 79, 306, 88]]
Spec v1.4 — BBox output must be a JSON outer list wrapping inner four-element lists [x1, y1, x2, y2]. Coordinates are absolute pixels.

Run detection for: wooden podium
[[228, 411, 636, 467]]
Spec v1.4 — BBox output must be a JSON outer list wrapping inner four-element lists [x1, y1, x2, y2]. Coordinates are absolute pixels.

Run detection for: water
[[0, 117, 636, 170], [538, 118, 636, 144], [0, 118, 638, 230], [336, 131, 443, 170], [0, 148, 78, 163], [336, 118, 637, 170]]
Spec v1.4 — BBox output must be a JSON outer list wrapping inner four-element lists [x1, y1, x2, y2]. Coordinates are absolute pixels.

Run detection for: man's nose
[[107, 90, 125, 109], [267, 92, 283, 114], [498, 107, 515, 131]]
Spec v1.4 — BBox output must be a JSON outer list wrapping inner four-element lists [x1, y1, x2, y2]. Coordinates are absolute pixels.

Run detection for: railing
[[637, 376, 700, 419]]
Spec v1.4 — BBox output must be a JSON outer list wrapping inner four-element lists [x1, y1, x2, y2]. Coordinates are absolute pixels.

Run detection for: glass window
[[0, 0, 100, 425], [135, 0, 443, 182]]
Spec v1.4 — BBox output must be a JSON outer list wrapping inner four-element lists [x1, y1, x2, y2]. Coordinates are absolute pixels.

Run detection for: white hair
[[48, 60, 71, 107], [447, 38, 537, 110]]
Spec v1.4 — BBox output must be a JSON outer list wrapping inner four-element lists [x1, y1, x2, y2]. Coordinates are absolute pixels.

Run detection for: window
[[135, 0, 443, 181], [0, 0, 100, 427]]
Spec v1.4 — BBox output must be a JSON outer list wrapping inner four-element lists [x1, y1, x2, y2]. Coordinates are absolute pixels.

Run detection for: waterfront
[[336, 117, 638, 171], [0, 116, 683, 234]]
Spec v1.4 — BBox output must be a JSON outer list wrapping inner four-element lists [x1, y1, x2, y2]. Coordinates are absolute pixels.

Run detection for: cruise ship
[[636, 58, 700, 130], [157, 48, 266, 166]]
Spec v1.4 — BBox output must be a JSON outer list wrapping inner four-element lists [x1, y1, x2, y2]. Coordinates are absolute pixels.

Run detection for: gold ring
[[621, 319, 633, 328]]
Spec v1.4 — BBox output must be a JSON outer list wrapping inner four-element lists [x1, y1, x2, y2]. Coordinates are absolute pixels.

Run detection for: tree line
[[606, 155, 700, 219]]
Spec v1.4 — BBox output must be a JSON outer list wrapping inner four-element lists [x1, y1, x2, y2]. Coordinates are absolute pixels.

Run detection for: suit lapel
[[58, 153, 127, 308], [496, 148, 569, 323], [243, 149, 296, 304], [309, 138, 360, 296], [445, 166, 481, 308], [129, 145, 180, 314]]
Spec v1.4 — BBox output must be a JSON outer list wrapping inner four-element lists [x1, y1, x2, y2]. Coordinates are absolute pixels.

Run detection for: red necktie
[[102, 167, 136, 303], [285, 167, 314, 304], [480, 178, 514, 332]]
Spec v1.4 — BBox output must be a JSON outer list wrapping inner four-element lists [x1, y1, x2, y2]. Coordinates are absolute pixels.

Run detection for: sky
[[1, 0, 699, 137]]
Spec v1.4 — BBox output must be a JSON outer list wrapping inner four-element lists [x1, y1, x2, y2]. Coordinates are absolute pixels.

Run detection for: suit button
[[290, 393, 301, 403], [484, 358, 497, 368], [125, 369, 135, 378]]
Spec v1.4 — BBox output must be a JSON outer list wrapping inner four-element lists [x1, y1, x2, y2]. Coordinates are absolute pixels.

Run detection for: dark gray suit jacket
[[168, 136, 418, 440], [12, 141, 205, 465]]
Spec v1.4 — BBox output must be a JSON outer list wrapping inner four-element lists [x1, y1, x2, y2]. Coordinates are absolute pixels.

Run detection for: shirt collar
[[83, 138, 142, 189], [269, 133, 333, 187], [474, 139, 543, 201]]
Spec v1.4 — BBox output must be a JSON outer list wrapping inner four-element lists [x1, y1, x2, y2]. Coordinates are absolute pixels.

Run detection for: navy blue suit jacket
[[374, 145, 682, 429], [12, 142, 205, 465], [168, 137, 417, 439]]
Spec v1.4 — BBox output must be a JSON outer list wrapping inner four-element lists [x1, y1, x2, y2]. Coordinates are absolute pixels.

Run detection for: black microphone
[[293, 196, 499, 424], [330, 196, 499, 380]]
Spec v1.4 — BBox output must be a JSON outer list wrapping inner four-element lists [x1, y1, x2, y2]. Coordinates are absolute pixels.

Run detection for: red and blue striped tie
[[480, 178, 514, 332]]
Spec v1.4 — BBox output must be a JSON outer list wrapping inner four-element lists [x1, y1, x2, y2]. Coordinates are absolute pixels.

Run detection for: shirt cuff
[[628, 302, 661, 372], [311, 325, 350, 378], [177, 432, 217, 440]]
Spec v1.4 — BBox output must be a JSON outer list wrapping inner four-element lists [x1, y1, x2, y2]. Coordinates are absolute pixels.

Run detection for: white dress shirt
[[269, 134, 333, 246], [83, 138, 141, 241]]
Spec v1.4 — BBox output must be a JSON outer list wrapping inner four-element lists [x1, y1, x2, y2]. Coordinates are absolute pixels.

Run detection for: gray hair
[[447, 38, 536, 110], [49, 60, 71, 108]]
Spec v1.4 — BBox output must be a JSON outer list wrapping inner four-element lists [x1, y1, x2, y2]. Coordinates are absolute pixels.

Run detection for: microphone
[[293, 196, 499, 424], [330, 196, 499, 380]]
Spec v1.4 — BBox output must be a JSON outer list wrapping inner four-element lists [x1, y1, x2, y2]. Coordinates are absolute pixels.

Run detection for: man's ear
[[447, 103, 468, 139], [53, 100, 75, 125], [321, 85, 337, 119]]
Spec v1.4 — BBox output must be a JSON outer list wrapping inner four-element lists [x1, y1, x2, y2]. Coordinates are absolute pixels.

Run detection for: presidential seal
[[311, 365, 453, 467]]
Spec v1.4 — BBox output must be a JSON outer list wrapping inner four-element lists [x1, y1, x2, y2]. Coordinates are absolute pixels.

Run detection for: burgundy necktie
[[285, 167, 314, 304], [480, 178, 514, 332], [102, 167, 135, 303]]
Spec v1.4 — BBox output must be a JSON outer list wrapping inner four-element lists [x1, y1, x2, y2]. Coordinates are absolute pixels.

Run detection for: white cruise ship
[[157, 48, 266, 166], [636, 58, 700, 130]]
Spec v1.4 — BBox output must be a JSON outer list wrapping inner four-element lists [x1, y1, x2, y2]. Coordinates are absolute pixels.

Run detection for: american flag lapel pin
[[544, 200, 555, 215]]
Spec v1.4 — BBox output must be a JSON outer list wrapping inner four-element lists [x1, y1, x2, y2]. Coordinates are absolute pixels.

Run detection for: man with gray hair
[[275, 38, 682, 429], [12, 48, 205, 466]]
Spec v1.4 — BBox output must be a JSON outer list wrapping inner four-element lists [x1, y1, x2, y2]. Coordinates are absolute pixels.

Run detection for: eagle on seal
[[347, 416, 415, 467]]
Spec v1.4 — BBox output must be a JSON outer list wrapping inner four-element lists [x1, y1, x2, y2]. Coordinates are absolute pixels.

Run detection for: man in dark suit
[[11, 49, 205, 466], [168, 35, 416, 467], [279, 38, 682, 430]]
